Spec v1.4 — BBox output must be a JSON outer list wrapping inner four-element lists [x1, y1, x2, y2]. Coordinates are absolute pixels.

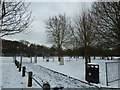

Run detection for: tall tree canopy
[[92, 1, 120, 51], [45, 14, 73, 63], [73, 10, 96, 62]]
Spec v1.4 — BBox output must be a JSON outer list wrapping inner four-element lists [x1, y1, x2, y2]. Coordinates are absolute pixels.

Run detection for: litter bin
[[86, 63, 99, 84]]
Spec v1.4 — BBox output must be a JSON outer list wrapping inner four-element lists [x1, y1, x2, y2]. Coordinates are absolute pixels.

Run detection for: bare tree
[[91, 1, 120, 54], [45, 14, 73, 65], [73, 10, 96, 76], [0, 0, 32, 37]]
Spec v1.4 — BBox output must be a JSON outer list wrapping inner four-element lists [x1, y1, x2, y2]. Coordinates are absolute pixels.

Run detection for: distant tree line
[[2, 39, 49, 56], [2, 39, 119, 57]]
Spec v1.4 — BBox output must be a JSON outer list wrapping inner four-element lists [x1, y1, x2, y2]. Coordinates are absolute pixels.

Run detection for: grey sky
[[2, 2, 93, 47]]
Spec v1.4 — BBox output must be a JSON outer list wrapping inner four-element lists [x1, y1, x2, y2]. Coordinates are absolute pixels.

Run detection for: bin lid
[[88, 63, 99, 65]]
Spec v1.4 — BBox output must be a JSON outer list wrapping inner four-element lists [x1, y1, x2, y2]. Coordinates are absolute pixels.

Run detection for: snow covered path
[[1, 57, 39, 89], [23, 62, 99, 88]]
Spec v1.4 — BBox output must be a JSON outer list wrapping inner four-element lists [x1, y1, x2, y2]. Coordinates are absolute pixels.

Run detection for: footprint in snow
[[21, 82, 24, 84]]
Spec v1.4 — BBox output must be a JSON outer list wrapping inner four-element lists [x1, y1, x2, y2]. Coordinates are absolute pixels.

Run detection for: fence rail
[[108, 79, 120, 84]]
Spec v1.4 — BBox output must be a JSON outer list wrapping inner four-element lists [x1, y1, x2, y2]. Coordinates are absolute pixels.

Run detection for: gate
[[105, 61, 120, 87]]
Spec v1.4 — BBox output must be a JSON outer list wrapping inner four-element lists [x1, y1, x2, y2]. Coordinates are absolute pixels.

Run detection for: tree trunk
[[88, 56, 91, 63], [20, 55, 22, 66], [57, 44, 64, 65], [58, 44, 61, 62], [85, 45, 88, 80], [59, 56, 64, 65], [30, 56, 32, 63], [85, 45, 91, 80]]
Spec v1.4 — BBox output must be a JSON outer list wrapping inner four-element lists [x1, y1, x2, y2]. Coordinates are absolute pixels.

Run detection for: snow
[[87, 63, 99, 65], [0, 57, 40, 89], [37, 57, 85, 82], [0, 56, 120, 89], [23, 63, 94, 88]]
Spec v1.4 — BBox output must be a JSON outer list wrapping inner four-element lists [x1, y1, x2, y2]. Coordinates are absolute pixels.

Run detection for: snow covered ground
[[0, 57, 40, 89], [0, 56, 120, 89]]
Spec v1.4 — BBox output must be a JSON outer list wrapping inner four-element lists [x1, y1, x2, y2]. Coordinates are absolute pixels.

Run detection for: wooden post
[[17, 61, 19, 68], [19, 63, 21, 72], [43, 83, 50, 90], [28, 71, 32, 87], [22, 66, 26, 77], [53, 87, 64, 90]]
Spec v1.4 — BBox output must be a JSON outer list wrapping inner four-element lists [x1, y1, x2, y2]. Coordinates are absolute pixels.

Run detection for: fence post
[[28, 71, 33, 87], [17, 61, 19, 68], [22, 66, 26, 77], [105, 63, 108, 86], [19, 63, 21, 72], [43, 83, 50, 90]]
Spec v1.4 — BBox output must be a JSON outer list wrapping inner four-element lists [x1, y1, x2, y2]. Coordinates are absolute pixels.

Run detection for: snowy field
[[0, 56, 120, 89]]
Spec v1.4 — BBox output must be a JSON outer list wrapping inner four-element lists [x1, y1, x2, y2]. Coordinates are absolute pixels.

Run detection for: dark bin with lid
[[86, 63, 99, 84]]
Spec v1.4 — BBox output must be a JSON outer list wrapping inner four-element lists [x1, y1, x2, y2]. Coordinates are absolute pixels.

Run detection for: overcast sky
[[2, 2, 93, 47]]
